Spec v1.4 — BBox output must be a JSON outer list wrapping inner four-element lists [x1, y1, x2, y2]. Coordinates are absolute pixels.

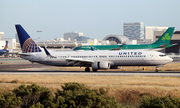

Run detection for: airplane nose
[[167, 57, 173, 62], [170, 57, 173, 62]]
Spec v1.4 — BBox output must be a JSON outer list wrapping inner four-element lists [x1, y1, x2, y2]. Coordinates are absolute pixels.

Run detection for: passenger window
[[159, 55, 166, 57]]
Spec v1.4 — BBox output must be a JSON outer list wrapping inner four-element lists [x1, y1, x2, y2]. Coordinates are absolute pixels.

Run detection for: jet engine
[[91, 61, 111, 71]]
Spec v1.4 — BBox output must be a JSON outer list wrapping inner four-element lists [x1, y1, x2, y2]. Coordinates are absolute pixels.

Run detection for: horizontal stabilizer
[[159, 44, 169, 48], [172, 43, 178, 46], [18, 53, 31, 56]]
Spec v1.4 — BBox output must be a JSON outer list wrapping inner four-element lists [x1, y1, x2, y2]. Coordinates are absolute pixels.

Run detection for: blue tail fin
[[15, 24, 42, 53], [3, 41, 8, 50]]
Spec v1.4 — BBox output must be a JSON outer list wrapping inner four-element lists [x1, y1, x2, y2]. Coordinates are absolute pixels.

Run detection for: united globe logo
[[22, 38, 41, 53]]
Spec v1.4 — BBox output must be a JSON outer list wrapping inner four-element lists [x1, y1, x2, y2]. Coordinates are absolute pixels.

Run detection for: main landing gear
[[85, 67, 90, 72], [85, 67, 98, 72], [92, 69, 97, 72]]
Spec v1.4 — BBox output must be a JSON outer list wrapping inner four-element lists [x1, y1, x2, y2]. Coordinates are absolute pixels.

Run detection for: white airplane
[[15, 24, 173, 72]]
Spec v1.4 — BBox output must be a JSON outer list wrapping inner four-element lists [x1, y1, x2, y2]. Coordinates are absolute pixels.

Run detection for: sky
[[1, 0, 180, 41]]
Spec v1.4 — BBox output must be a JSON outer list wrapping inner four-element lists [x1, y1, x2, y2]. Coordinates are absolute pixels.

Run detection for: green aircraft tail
[[153, 27, 174, 45]]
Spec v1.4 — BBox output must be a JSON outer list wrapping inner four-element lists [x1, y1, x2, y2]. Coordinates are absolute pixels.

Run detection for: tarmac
[[1, 57, 180, 77]]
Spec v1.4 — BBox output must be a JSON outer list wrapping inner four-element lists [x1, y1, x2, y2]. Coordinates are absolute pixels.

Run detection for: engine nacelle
[[110, 66, 122, 69], [91, 61, 111, 70]]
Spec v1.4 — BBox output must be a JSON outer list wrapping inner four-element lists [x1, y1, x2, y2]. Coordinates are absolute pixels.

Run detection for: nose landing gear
[[155, 65, 164, 72], [155, 68, 158, 72]]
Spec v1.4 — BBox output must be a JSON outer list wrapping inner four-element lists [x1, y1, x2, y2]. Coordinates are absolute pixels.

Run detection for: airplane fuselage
[[15, 24, 174, 72], [73, 27, 175, 51], [73, 44, 173, 51], [20, 50, 172, 67], [0, 50, 9, 55]]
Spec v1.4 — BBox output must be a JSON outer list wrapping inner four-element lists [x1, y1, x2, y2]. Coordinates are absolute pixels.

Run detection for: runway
[[1, 58, 180, 76], [0, 71, 180, 77]]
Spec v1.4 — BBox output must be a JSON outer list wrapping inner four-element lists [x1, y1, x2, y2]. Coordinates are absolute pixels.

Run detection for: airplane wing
[[144, 43, 178, 51], [159, 44, 170, 48], [159, 43, 177, 48], [111, 45, 123, 50], [42, 46, 95, 66], [65, 58, 95, 66]]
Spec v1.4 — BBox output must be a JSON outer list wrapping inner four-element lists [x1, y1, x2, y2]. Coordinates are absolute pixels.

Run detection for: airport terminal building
[[1, 30, 180, 54], [103, 35, 129, 45], [1, 22, 180, 55], [123, 22, 145, 40]]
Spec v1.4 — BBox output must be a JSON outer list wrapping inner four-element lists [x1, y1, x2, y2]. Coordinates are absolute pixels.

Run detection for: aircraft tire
[[85, 67, 90, 72], [93, 69, 97, 72]]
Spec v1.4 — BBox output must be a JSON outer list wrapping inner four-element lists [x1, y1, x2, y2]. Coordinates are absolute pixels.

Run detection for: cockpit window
[[159, 54, 166, 57]]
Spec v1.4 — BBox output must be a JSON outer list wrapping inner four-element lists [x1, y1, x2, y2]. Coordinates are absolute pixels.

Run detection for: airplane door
[[67, 54, 71, 58], [151, 54, 154, 60]]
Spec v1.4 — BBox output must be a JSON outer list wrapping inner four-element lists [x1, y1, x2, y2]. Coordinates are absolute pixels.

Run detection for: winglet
[[91, 41, 93, 45], [42, 46, 56, 58], [3, 41, 8, 50], [90, 47, 94, 51]]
